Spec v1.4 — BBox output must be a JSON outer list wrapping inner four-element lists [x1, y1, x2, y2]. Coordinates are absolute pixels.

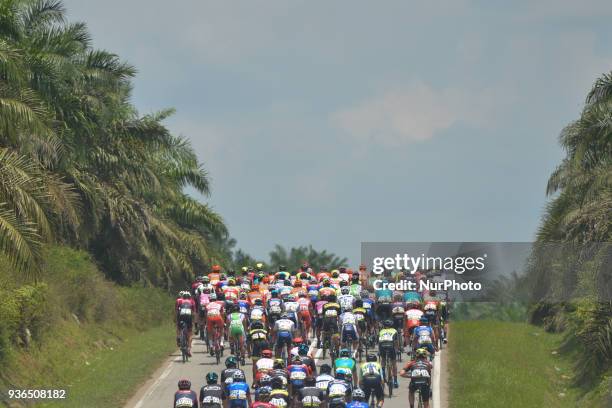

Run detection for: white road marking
[[433, 350, 441, 408], [133, 354, 178, 408]]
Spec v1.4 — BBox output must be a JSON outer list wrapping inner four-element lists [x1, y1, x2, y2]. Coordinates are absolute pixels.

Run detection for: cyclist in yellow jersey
[[378, 319, 400, 388], [360, 354, 384, 407]]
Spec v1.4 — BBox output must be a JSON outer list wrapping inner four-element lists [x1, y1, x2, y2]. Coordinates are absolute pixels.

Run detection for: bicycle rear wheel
[[386, 357, 393, 397]]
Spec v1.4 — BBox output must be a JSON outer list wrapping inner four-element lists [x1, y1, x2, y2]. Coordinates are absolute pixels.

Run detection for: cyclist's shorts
[[323, 319, 338, 333], [341, 325, 358, 343], [252, 341, 270, 358], [230, 325, 244, 338], [178, 314, 193, 330], [424, 311, 438, 325], [299, 310, 311, 321], [315, 316, 323, 329], [361, 375, 384, 401], [207, 316, 224, 332], [409, 380, 431, 400], [276, 332, 293, 348], [378, 343, 396, 362]]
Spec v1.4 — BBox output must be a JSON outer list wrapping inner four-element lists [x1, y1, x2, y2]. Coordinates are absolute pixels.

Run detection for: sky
[[65, 0, 612, 265]]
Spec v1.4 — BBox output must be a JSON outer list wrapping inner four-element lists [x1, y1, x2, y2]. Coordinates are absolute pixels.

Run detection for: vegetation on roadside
[[448, 320, 577, 408], [0, 245, 175, 407]]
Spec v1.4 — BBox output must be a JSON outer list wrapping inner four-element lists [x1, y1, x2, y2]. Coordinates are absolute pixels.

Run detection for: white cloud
[[332, 82, 495, 146]]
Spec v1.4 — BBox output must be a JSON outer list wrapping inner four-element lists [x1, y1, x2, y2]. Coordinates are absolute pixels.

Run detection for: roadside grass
[[1, 245, 176, 408], [449, 320, 578, 408]]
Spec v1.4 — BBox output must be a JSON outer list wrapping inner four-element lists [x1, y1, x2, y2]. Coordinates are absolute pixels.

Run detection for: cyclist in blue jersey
[[346, 388, 369, 408], [225, 371, 251, 408]]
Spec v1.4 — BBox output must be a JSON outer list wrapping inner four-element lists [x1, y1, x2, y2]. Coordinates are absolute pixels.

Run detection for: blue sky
[[65, 0, 612, 264]]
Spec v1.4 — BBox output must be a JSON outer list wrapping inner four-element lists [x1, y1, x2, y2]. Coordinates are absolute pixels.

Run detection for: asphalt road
[[124, 336, 446, 408]]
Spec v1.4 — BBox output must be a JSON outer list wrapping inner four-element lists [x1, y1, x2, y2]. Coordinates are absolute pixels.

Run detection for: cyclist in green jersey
[[227, 304, 247, 361], [334, 349, 357, 386]]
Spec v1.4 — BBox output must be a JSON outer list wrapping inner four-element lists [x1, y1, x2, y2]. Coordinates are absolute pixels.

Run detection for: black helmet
[[320, 363, 332, 374], [178, 378, 191, 390], [366, 354, 377, 362], [352, 388, 366, 401], [206, 372, 218, 384], [383, 319, 393, 328], [271, 376, 284, 389]]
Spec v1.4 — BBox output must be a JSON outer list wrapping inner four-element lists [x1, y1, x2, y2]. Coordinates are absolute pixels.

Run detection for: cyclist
[[378, 319, 400, 388], [314, 293, 329, 348], [316, 364, 334, 395], [174, 378, 199, 408], [327, 371, 352, 406], [360, 354, 384, 408], [227, 304, 248, 362], [391, 294, 406, 349], [283, 294, 300, 325], [206, 297, 226, 355], [360, 291, 375, 336], [200, 372, 223, 408], [335, 349, 357, 386], [297, 292, 313, 338], [413, 316, 437, 358], [176, 291, 195, 356], [269, 376, 291, 408], [225, 371, 251, 408], [400, 348, 433, 408], [316, 266, 330, 282], [249, 321, 271, 377], [322, 294, 341, 354], [221, 357, 246, 388], [346, 388, 369, 408], [374, 284, 393, 322], [339, 307, 359, 354], [338, 287, 355, 312], [404, 302, 423, 351], [273, 313, 296, 359], [255, 349, 275, 382], [253, 387, 275, 408], [297, 376, 325, 408], [288, 354, 312, 394], [298, 343, 317, 376], [268, 290, 284, 326]]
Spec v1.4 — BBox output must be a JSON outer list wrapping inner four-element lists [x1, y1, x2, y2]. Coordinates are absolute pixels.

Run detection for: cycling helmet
[[228, 278, 236, 286], [261, 349, 273, 358], [334, 371, 346, 380], [212, 264, 221, 272], [181, 291, 190, 299], [293, 337, 304, 345], [339, 280, 348, 287], [360, 290, 370, 299], [273, 359, 285, 369], [178, 378, 191, 390], [429, 290, 437, 297], [256, 262, 264, 271], [257, 387, 271, 400], [196, 276, 204, 282], [202, 276, 210, 283], [366, 354, 377, 362], [331, 270, 339, 278], [298, 344, 309, 356], [354, 299, 363, 308], [339, 349, 350, 358], [420, 316, 429, 324], [251, 320, 264, 330], [271, 290, 279, 297], [320, 363, 332, 374], [234, 371, 246, 382], [206, 372, 218, 384], [225, 356, 237, 368], [393, 293, 403, 301], [281, 313, 290, 320], [352, 388, 366, 401], [254, 298, 263, 305], [270, 376, 284, 389], [228, 269, 236, 276], [340, 287, 350, 295], [298, 292, 307, 298], [292, 354, 302, 362], [328, 294, 337, 302], [286, 294, 296, 302], [383, 319, 393, 328], [239, 292, 247, 299], [339, 267, 347, 273], [293, 280, 302, 287], [416, 347, 428, 358], [260, 374, 272, 385]]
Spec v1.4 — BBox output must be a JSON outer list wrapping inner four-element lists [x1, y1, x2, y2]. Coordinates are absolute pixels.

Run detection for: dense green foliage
[[527, 72, 612, 389], [0, 0, 228, 287], [267, 244, 348, 272]]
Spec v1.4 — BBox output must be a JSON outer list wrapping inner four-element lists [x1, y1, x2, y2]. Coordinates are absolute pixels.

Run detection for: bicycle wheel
[[416, 388, 424, 408], [386, 357, 393, 397]]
